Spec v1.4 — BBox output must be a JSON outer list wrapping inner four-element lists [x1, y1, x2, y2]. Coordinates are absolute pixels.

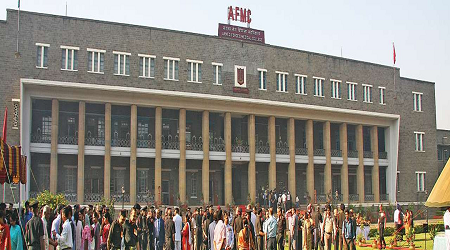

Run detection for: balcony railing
[[348, 150, 359, 158], [256, 140, 270, 154], [232, 141, 249, 153], [313, 149, 325, 156], [331, 149, 342, 157], [84, 193, 103, 203], [210, 136, 225, 152], [379, 151, 388, 159], [111, 193, 130, 203], [31, 132, 51, 144], [276, 141, 289, 155], [363, 151, 373, 158], [187, 135, 203, 151], [333, 194, 343, 202], [365, 194, 374, 202], [112, 138, 131, 147], [295, 148, 308, 155], [64, 193, 77, 202], [85, 136, 105, 146], [349, 194, 360, 202], [137, 193, 154, 203], [162, 134, 179, 150], [137, 133, 155, 148], [317, 194, 327, 203], [58, 135, 78, 145], [380, 193, 389, 201]]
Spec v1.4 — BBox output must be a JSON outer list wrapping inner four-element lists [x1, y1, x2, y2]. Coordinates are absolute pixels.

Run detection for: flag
[[2, 108, 6, 142], [20, 155, 27, 184], [18, 0, 20, 8], [0, 137, 9, 184], [393, 42, 396, 65]]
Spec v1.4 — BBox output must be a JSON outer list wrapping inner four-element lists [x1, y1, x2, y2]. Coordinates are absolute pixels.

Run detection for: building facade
[[437, 129, 450, 174], [0, 9, 439, 205]]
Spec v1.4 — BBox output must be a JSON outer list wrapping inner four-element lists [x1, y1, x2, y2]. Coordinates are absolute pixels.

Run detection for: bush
[[29, 190, 68, 211], [96, 197, 115, 219], [384, 227, 395, 236]]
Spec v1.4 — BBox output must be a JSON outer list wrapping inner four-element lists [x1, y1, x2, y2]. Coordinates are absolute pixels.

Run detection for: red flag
[[2, 108, 6, 142], [393, 42, 396, 65]]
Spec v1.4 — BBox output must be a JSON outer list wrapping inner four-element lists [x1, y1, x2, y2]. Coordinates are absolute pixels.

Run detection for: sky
[[1, 0, 449, 129]]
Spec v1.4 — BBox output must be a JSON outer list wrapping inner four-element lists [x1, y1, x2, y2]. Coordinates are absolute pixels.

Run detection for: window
[[64, 166, 77, 192], [137, 169, 149, 193], [61, 46, 79, 71], [113, 51, 131, 76], [191, 173, 197, 198], [313, 77, 325, 97], [413, 92, 423, 111], [331, 79, 341, 99], [258, 68, 267, 90], [347, 82, 358, 101], [36, 43, 49, 68], [213, 63, 223, 85], [415, 172, 426, 192], [111, 168, 125, 194], [276, 71, 288, 92], [414, 132, 425, 152], [87, 49, 105, 73], [139, 54, 156, 78], [379, 87, 386, 105], [187, 60, 202, 83], [362, 84, 373, 103], [438, 148, 442, 160], [295, 74, 307, 95], [163, 57, 180, 81], [38, 164, 50, 191], [42, 116, 52, 135]]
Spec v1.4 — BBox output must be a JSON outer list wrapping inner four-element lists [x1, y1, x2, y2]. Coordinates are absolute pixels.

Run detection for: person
[[25, 200, 45, 250], [377, 205, 386, 249], [208, 211, 217, 250], [247, 206, 256, 239], [92, 212, 101, 250], [174, 208, 183, 250], [237, 217, 253, 250], [154, 209, 165, 250], [321, 205, 334, 250], [42, 205, 56, 250], [182, 213, 191, 250], [253, 209, 264, 250], [213, 210, 225, 250], [232, 208, 242, 250], [302, 212, 313, 250], [10, 212, 22, 250], [0, 210, 11, 250], [147, 208, 155, 250], [393, 204, 404, 241], [73, 211, 83, 250], [195, 208, 203, 250], [101, 213, 111, 250], [336, 204, 345, 250], [223, 212, 234, 250], [54, 206, 74, 250], [263, 208, 277, 250], [313, 206, 322, 250], [107, 209, 126, 250], [276, 208, 286, 250], [444, 207, 450, 250], [342, 210, 355, 250], [123, 208, 138, 250], [286, 208, 298, 250], [23, 201, 33, 227], [165, 208, 175, 250], [137, 207, 148, 250], [51, 205, 64, 243]]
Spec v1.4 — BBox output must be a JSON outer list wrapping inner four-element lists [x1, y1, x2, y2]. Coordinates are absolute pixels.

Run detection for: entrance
[[162, 180, 170, 205]]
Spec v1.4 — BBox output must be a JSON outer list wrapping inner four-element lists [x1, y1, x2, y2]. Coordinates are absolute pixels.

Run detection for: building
[[437, 129, 450, 174], [0, 9, 439, 206]]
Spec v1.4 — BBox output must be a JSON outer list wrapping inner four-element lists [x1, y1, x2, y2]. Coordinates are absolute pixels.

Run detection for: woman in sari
[[182, 213, 191, 250], [302, 212, 313, 250], [9, 213, 22, 250], [237, 218, 253, 250]]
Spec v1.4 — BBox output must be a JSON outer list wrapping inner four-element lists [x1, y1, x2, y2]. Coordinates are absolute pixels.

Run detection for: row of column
[[47, 100, 380, 204]]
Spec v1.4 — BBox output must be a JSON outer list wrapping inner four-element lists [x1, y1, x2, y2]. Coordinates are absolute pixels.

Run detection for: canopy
[[425, 158, 450, 207]]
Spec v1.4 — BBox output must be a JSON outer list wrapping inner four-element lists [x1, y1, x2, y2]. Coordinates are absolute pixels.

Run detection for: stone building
[[437, 129, 450, 174], [0, 9, 439, 205]]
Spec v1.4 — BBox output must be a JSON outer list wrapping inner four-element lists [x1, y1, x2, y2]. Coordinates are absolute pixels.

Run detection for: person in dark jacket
[[123, 207, 138, 250], [107, 210, 127, 250], [154, 209, 165, 250], [276, 208, 286, 250], [165, 208, 175, 250]]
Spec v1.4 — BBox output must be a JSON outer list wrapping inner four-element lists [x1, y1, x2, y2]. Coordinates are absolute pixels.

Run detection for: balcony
[[162, 134, 179, 150], [333, 194, 343, 202], [111, 193, 130, 203], [137, 193, 154, 203], [331, 149, 342, 157], [313, 149, 325, 156], [295, 147, 308, 155], [348, 150, 359, 158], [380, 193, 389, 201], [363, 151, 373, 158], [210, 136, 225, 152], [137, 133, 155, 148], [317, 194, 328, 203], [58, 134, 78, 145], [31, 109, 52, 143], [85, 114, 105, 146], [256, 141, 269, 154], [349, 194, 359, 202], [112, 135, 130, 147], [187, 135, 203, 151], [31, 131, 51, 144], [64, 193, 77, 202], [232, 138, 249, 153], [365, 194, 374, 202], [276, 140, 289, 155], [379, 151, 388, 159], [84, 193, 103, 203]]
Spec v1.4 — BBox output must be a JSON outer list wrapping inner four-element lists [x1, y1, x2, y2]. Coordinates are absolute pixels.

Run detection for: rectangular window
[[139, 54, 156, 78], [413, 92, 423, 111], [347, 82, 358, 101], [379, 87, 386, 105], [437, 149, 442, 160], [276, 71, 288, 92], [363, 84, 373, 103], [191, 173, 197, 198], [36, 43, 49, 68], [258, 68, 267, 90], [295, 74, 307, 95], [187, 59, 203, 83], [163, 57, 180, 81], [87, 49, 105, 73], [313, 77, 325, 97], [414, 132, 425, 152], [331, 79, 341, 99], [113, 51, 131, 76], [64, 166, 77, 192], [137, 169, 149, 193], [61, 46, 79, 71], [415, 172, 426, 192], [213, 63, 223, 85]]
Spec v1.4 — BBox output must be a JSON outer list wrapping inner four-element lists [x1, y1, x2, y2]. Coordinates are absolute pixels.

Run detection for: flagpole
[[15, 0, 20, 57]]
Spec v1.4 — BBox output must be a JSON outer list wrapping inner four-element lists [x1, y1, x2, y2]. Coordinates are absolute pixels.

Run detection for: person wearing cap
[[25, 200, 45, 250], [108, 209, 127, 250]]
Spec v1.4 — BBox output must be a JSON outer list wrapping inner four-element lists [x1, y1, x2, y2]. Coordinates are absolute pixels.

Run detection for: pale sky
[[1, 0, 449, 129]]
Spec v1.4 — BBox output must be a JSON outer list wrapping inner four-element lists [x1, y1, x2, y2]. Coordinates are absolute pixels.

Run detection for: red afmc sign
[[227, 6, 252, 24]]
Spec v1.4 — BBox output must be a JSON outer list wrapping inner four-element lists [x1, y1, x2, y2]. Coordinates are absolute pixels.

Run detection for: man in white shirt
[[173, 207, 183, 250], [247, 205, 256, 238], [54, 206, 73, 250], [213, 210, 226, 250], [393, 204, 403, 241], [444, 207, 450, 250], [51, 205, 64, 241]]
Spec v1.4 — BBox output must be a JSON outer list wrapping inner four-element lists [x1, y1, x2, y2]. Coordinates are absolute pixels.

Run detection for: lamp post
[[121, 186, 125, 209]]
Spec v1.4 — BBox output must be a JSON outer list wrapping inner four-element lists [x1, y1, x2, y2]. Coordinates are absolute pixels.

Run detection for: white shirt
[[51, 215, 61, 240], [213, 220, 226, 250], [42, 217, 49, 250], [444, 210, 450, 250], [282, 194, 287, 202], [394, 209, 401, 224], [56, 219, 73, 250], [251, 212, 256, 233], [173, 214, 183, 241]]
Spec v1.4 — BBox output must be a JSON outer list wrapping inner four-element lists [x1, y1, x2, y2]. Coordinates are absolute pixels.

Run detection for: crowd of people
[[0, 198, 423, 250]]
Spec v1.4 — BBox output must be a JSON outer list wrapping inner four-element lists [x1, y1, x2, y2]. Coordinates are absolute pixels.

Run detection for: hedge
[[368, 223, 444, 238]]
